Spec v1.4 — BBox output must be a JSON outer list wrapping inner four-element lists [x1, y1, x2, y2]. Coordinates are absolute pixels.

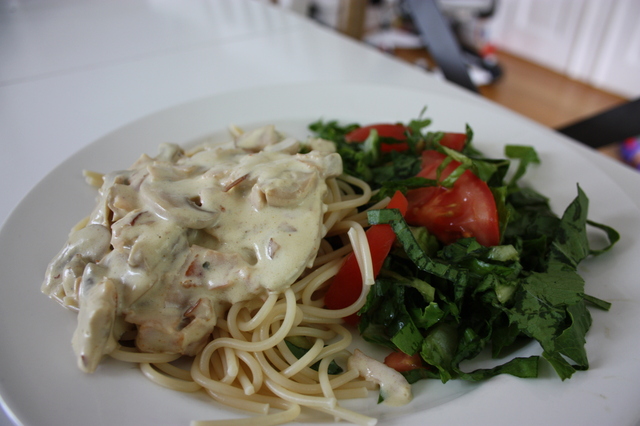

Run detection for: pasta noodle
[[42, 125, 413, 425], [106, 175, 389, 425]]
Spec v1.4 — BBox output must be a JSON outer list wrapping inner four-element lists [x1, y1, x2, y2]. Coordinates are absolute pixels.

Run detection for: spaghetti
[[42, 125, 412, 425]]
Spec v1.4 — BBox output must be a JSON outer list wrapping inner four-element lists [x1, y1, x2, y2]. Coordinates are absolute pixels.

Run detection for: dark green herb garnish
[[310, 113, 619, 383]]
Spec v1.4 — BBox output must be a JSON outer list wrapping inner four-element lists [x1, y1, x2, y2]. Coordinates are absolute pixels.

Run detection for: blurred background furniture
[[401, 0, 639, 150], [404, 0, 479, 93], [277, 0, 639, 164], [558, 98, 640, 148]]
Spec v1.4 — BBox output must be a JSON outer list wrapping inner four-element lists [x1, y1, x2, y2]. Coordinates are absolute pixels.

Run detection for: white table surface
[[2, 1, 639, 425]]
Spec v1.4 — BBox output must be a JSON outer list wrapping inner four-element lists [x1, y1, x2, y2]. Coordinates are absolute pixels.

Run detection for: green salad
[[310, 112, 619, 385]]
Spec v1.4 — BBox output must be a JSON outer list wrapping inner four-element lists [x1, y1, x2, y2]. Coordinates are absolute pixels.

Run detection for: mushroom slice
[[263, 137, 300, 155], [267, 238, 280, 259], [261, 170, 318, 208], [139, 181, 220, 229], [235, 125, 281, 152]]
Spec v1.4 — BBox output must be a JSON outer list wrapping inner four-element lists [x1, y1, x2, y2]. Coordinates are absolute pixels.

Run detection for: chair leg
[[404, 0, 478, 93]]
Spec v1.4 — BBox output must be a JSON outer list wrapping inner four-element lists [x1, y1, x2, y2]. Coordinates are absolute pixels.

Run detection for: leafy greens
[[309, 115, 619, 383]]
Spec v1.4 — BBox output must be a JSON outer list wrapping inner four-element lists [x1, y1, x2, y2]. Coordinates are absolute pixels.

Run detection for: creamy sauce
[[348, 349, 412, 406], [42, 127, 342, 373]]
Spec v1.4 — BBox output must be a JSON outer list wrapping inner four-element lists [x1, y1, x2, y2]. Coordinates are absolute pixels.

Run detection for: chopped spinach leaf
[[310, 111, 618, 385]]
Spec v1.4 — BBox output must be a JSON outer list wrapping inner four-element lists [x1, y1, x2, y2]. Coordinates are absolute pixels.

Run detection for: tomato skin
[[384, 351, 424, 373], [439, 132, 467, 151], [406, 150, 500, 247], [345, 124, 408, 142], [345, 124, 410, 153], [324, 191, 408, 324], [346, 125, 467, 155]]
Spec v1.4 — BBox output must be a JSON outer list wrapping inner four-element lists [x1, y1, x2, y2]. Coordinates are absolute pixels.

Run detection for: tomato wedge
[[324, 191, 408, 324], [384, 351, 424, 373], [345, 124, 410, 153], [405, 150, 500, 247], [439, 132, 467, 151], [346, 124, 468, 155]]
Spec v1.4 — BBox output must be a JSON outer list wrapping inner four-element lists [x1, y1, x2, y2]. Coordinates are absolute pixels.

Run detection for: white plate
[[1, 83, 640, 426]]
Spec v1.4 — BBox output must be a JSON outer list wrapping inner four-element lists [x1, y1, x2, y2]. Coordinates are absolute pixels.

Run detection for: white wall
[[488, 0, 640, 98]]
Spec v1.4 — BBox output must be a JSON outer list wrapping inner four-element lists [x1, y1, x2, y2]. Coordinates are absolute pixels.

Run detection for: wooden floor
[[392, 48, 628, 160], [478, 51, 627, 127]]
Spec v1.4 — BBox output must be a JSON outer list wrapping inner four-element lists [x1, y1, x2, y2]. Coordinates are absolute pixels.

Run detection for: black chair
[[404, 0, 479, 93]]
